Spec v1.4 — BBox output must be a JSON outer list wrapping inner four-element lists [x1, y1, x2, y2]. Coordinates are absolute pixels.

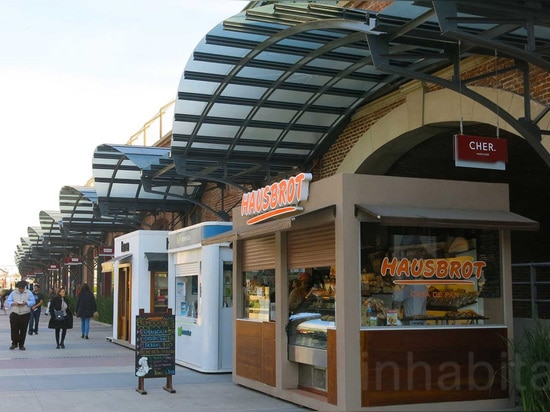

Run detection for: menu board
[[135, 311, 175, 378]]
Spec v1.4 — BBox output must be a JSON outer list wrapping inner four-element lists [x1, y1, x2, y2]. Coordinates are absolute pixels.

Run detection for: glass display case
[[287, 296, 335, 350], [287, 266, 335, 369]]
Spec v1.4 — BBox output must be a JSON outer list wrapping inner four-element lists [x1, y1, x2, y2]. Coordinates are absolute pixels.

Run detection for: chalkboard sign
[[135, 310, 175, 378]]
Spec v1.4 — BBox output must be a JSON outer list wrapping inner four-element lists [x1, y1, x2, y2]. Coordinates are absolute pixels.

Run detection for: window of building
[[360, 223, 502, 327], [242, 269, 274, 321]]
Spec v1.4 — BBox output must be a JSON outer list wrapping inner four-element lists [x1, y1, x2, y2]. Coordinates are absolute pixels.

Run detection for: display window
[[222, 261, 233, 308], [151, 272, 168, 313], [360, 223, 502, 327], [175, 272, 199, 324], [242, 269, 275, 320], [287, 266, 335, 350]]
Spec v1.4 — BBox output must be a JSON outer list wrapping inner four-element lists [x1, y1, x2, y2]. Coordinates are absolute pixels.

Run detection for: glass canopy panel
[[332, 77, 377, 92], [273, 147, 311, 156], [59, 185, 127, 235], [234, 144, 271, 154], [284, 72, 332, 87], [177, 79, 221, 95], [280, 130, 324, 145], [314, 93, 358, 107], [27, 227, 43, 245], [254, 51, 303, 65], [196, 124, 240, 139], [208, 103, 254, 119], [172, 121, 198, 138], [240, 127, 283, 141], [221, 84, 268, 99], [252, 107, 297, 123], [269, 89, 315, 104], [177, 101, 209, 117], [106, 182, 140, 199], [306, 57, 356, 72], [236, 67, 285, 82], [185, 60, 235, 77], [186, 141, 231, 152], [296, 111, 339, 127], [205, 22, 270, 46], [275, 38, 325, 54]]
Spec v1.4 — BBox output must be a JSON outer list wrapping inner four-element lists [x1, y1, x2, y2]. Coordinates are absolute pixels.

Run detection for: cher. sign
[[241, 173, 312, 225], [454, 134, 508, 170]]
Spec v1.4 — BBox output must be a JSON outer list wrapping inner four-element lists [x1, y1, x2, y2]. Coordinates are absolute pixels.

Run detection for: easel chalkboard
[[135, 308, 176, 394]]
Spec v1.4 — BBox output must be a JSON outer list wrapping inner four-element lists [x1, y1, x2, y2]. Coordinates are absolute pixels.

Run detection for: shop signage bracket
[[135, 308, 176, 395]]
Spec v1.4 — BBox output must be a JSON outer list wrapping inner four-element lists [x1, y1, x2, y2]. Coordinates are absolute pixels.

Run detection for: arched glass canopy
[[171, 0, 550, 191], [59, 185, 138, 241], [92, 144, 200, 216]]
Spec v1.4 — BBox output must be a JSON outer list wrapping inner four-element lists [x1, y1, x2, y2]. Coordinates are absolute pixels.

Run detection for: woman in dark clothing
[[75, 283, 97, 339], [48, 287, 73, 348]]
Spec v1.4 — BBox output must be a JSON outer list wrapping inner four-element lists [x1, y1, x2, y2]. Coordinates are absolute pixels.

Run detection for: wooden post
[[136, 377, 147, 395], [164, 375, 176, 393]]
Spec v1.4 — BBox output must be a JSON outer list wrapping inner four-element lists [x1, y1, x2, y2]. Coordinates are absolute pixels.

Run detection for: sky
[[0, 0, 247, 274]]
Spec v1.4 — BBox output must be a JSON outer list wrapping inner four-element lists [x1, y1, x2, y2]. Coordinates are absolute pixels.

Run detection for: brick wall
[[320, 57, 550, 178], [200, 183, 243, 222]]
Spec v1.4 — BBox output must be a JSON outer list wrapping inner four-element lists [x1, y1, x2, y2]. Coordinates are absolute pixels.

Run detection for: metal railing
[[511, 262, 550, 319], [126, 99, 175, 146]]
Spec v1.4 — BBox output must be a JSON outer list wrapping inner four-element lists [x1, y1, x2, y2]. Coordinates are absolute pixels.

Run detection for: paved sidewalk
[[0, 310, 307, 412]]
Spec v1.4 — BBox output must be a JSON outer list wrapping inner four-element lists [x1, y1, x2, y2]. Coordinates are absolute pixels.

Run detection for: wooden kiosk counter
[[204, 173, 538, 411]]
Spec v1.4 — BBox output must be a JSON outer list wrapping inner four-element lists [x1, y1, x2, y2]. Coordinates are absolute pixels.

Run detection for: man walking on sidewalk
[[6, 280, 35, 350], [28, 284, 44, 335]]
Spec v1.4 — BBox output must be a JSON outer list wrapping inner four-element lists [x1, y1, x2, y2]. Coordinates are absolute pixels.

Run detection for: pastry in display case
[[287, 267, 336, 367], [287, 293, 335, 350]]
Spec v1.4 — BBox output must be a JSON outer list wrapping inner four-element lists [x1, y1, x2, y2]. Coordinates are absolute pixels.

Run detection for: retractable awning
[[145, 252, 168, 272], [355, 204, 539, 231]]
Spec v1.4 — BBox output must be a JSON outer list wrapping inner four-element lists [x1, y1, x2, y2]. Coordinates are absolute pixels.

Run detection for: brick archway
[[338, 86, 550, 174]]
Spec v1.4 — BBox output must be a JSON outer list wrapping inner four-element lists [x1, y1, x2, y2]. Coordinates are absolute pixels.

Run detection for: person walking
[[48, 287, 73, 349], [75, 283, 97, 339], [28, 284, 44, 335], [6, 280, 35, 350], [0, 291, 7, 314]]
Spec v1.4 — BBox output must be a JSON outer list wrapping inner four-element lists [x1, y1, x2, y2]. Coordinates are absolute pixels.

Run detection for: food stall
[[167, 222, 233, 373], [204, 173, 538, 411]]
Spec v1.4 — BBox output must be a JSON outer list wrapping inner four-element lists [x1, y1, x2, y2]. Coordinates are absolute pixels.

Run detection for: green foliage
[[95, 295, 113, 324], [65, 294, 113, 325], [509, 320, 550, 411]]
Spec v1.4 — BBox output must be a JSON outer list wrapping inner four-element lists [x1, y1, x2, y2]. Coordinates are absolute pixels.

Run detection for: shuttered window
[[242, 235, 276, 271], [175, 262, 200, 276], [287, 224, 335, 269]]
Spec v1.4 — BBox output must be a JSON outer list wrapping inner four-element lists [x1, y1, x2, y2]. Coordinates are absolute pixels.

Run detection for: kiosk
[[111, 230, 169, 346], [204, 173, 538, 411], [167, 222, 233, 373]]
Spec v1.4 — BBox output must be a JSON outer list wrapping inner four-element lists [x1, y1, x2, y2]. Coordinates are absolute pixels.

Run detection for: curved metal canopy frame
[[93, 144, 230, 220], [171, 0, 550, 191], [59, 185, 138, 241]]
